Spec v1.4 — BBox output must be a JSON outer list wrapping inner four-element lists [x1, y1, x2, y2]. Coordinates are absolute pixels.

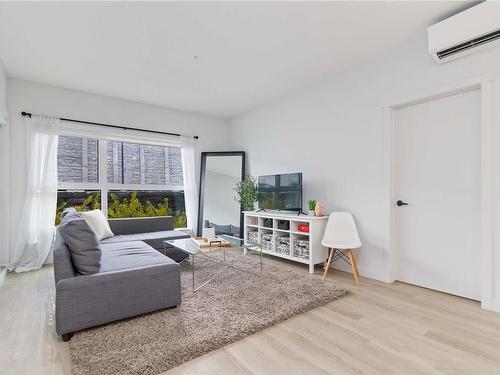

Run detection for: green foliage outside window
[[173, 211, 187, 229], [55, 191, 187, 228], [107, 191, 167, 218], [55, 192, 101, 225]]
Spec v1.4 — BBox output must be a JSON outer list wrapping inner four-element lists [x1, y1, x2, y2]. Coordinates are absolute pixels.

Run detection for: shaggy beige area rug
[[70, 253, 345, 375]]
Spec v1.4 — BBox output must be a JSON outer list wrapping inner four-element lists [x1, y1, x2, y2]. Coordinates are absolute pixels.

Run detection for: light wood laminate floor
[[2, 258, 500, 375]]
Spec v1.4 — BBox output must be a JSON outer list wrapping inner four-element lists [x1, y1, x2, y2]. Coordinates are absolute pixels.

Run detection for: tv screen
[[258, 173, 302, 211]]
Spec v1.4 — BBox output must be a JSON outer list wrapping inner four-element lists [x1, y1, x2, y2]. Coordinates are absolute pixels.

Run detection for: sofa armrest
[[55, 263, 180, 335], [108, 216, 174, 235], [53, 232, 76, 284]]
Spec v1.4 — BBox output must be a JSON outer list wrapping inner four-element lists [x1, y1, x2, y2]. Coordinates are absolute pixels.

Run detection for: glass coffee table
[[164, 235, 263, 292]]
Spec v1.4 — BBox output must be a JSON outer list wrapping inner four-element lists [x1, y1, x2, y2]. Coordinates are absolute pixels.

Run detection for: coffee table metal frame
[[164, 235, 263, 292]]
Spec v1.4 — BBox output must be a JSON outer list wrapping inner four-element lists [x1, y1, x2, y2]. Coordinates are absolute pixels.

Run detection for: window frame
[[58, 137, 185, 218]]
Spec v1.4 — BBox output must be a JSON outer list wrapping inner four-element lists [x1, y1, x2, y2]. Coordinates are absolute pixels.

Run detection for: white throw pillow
[[81, 209, 114, 241]]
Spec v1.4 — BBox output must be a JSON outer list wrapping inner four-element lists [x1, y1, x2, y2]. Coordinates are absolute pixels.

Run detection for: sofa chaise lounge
[[53, 216, 189, 341]]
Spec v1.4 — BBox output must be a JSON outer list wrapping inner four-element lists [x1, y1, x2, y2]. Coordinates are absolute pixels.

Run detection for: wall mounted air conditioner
[[428, 1, 500, 63]]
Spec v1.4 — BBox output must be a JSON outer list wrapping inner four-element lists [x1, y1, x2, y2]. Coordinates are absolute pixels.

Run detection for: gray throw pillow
[[61, 206, 77, 219], [58, 208, 102, 275]]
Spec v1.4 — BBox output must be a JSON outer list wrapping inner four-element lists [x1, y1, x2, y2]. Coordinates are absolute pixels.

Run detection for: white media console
[[243, 211, 328, 273]]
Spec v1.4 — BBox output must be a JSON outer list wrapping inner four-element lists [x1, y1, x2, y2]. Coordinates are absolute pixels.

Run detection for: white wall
[[203, 170, 240, 227], [229, 34, 500, 299], [0, 60, 7, 124], [0, 59, 9, 267], [6, 78, 230, 266]]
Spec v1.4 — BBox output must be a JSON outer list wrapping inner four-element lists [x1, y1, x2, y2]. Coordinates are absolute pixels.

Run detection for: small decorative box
[[293, 238, 310, 259], [247, 231, 258, 244], [276, 236, 290, 255], [261, 233, 274, 250]]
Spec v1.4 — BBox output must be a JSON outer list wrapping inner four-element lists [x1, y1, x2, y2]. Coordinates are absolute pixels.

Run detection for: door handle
[[397, 200, 408, 207]]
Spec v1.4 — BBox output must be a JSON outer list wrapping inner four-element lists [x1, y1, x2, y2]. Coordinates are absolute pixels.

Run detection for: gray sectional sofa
[[53, 216, 190, 341]]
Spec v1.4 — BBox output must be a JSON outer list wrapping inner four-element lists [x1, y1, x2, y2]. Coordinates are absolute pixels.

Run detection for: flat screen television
[[258, 173, 302, 211]]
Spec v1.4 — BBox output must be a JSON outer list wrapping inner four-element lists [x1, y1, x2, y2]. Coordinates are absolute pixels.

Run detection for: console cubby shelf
[[243, 211, 329, 273], [261, 248, 309, 264]]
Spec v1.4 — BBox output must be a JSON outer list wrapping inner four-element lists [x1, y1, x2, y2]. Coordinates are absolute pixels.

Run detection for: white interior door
[[396, 88, 481, 301]]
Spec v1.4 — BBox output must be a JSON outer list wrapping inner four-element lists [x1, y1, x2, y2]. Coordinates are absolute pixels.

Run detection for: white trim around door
[[384, 75, 495, 311]]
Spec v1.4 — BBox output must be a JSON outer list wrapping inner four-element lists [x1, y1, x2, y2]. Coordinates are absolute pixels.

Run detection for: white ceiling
[[0, 1, 471, 118]]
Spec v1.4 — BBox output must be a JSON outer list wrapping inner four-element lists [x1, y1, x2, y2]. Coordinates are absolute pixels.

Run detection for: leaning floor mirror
[[197, 151, 245, 238]]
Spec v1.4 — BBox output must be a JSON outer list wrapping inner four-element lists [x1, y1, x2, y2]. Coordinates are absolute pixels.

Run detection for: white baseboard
[[482, 298, 500, 313], [0, 267, 6, 288]]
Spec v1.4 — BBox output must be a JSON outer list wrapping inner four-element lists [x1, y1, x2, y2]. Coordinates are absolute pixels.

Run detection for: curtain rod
[[20, 111, 199, 140]]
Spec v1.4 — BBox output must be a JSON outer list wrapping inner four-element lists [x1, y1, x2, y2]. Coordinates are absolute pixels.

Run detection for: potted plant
[[308, 199, 317, 215], [234, 176, 258, 211]]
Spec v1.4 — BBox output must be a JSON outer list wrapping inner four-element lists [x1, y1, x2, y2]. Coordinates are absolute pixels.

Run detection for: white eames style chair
[[321, 212, 361, 285]]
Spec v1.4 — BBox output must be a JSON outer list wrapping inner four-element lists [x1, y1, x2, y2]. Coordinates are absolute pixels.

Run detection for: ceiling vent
[[428, 1, 500, 63]]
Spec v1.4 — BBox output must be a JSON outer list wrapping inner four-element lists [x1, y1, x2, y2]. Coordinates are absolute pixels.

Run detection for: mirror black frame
[[197, 151, 246, 237]]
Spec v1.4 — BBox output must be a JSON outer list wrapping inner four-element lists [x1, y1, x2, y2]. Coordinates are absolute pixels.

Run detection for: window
[[106, 141, 183, 185], [56, 136, 186, 228], [58, 136, 99, 183]]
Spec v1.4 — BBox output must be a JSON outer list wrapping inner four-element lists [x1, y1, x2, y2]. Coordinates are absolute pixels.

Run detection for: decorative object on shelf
[[277, 220, 290, 230], [263, 218, 273, 228], [249, 217, 258, 225], [276, 236, 290, 255], [234, 175, 258, 211], [293, 238, 310, 259], [308, 199, 317, 215], [314, 202, 326, 217], [262, 233, 274, 250], [297, 223, 309, 233], [247, 231, 258, 244]]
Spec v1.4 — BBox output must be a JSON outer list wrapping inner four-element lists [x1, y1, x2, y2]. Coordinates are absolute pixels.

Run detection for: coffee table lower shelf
[[164, 235, 263, 292]]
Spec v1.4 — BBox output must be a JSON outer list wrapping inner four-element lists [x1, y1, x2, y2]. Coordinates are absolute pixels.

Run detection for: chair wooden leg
[[352, 254, 360, 279], [323, 248, 335, 269], [322, 248, 335, 281], [347, 249, 360, 286]]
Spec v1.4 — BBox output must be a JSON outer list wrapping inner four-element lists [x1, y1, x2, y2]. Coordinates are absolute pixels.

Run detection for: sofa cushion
[[100, 230, 189, 250], [99, 241, 176, 273], [108, 216, 174, 235], [58, 208, 101, 275]]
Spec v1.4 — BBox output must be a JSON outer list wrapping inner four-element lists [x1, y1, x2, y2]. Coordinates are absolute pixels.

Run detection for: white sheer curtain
[[8, 115, 60, 273], [180, 137, 198, 235]]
